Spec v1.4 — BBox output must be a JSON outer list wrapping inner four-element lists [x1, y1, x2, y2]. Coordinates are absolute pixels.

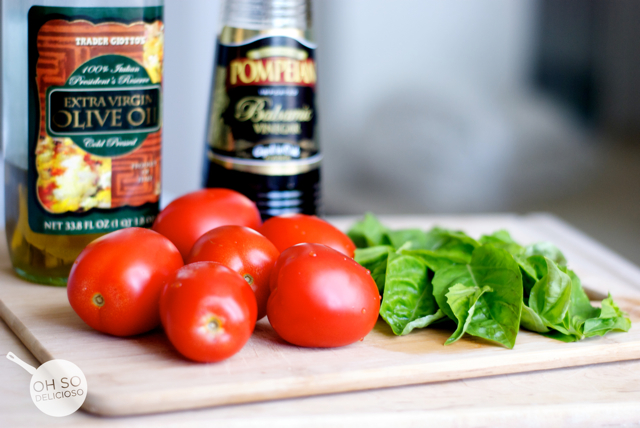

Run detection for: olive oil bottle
[[3, 0, 164, 285], [203, 0, 321, 219]]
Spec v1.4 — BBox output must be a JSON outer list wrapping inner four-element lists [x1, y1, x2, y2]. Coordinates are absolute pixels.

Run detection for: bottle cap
[[223, 0, 311, 30]]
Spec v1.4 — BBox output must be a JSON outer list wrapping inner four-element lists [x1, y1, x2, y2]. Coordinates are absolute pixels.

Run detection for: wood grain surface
[[1, 214, 639, 418]]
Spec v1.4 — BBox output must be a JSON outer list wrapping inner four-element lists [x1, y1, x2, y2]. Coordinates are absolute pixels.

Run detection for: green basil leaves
[[348, 213, 631, 348], [379, 253, 439, 335], [434, 246, 523, 348]]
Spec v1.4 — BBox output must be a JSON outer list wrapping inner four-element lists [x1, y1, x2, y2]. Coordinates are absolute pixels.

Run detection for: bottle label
[[207, 35, 320, 176], [27, 7, 163, 235]]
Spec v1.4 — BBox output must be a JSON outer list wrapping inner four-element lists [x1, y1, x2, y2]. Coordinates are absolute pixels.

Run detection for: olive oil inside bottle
[[4, 162, 103, 286]]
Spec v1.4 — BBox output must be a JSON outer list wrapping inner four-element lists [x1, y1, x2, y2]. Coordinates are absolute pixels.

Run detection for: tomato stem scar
[[243, 274, 254, 285], [206, 316, 224, 335], [92, 293, 105, 307]]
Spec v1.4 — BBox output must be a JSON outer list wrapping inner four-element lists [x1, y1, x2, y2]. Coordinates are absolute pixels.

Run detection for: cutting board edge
[[80, 337, 640, 417], [0, 298, 54, 364]]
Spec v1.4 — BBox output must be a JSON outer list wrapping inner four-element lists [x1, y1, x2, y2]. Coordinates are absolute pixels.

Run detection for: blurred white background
[[161, 0, 595, 212]]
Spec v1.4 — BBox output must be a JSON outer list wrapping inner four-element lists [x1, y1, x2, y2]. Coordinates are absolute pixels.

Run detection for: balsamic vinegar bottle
[[203, 0, 321, 219]]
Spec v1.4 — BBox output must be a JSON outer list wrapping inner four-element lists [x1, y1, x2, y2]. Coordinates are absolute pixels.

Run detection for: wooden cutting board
[[1, 214, 640, 417]]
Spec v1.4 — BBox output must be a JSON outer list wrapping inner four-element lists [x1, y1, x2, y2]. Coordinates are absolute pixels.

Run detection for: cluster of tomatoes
[[67, 189, 381, 362]]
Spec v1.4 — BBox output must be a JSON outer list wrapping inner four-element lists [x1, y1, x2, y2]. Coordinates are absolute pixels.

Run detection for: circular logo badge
[[29, 359, 88, 417]]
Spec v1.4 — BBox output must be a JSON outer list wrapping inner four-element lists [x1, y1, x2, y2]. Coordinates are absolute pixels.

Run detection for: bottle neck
[[219, 26, 312, 44], [220, 0, 312, 36]]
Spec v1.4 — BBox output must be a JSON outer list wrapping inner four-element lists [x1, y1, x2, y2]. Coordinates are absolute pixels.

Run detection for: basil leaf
[[521, 257, 575, 337], [525, 255, 551, 279], [528, 257, 572, 326], [516, 255, 539, 298], [401, 309, 447, 335], [432, 246, 523, 348], [583, 294, 632, 337], [401, 249, 471, 273], [387, 229, 430, 250], [379, 252, 438, 335], [445, 283, 493, 345], [520, 304, 550, 333], [527, 268, 600, 341], [546, 269, 597, 340], [524, 242, 567, 267], [479, 230, 523, 256], [423, 227, 480, 254], [563, 269, 598, 337], [347, 213, 391, 248], [354, 246, 393, 293], [541, 330, 579, 343]]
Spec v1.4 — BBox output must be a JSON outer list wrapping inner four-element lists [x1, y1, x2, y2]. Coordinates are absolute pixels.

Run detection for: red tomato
[[67, 228, 183, 337], [152, 189, 262, 260], [258, 214, 356, 258], [267, 243, 380, 348], [187, 226, 279, 321], [160, 262, 257, 362]]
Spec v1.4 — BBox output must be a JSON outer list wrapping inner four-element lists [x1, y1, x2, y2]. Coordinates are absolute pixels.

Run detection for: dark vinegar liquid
[[204, 21, 321, 221], [204, 162, 320, 219]]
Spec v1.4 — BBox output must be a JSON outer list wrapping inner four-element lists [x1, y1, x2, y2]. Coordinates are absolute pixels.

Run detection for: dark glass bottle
[[203, 0, 320, 219]]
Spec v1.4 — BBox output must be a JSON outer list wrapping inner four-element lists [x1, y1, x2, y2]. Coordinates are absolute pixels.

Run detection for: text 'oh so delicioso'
[[67, 191, 631, 363]]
